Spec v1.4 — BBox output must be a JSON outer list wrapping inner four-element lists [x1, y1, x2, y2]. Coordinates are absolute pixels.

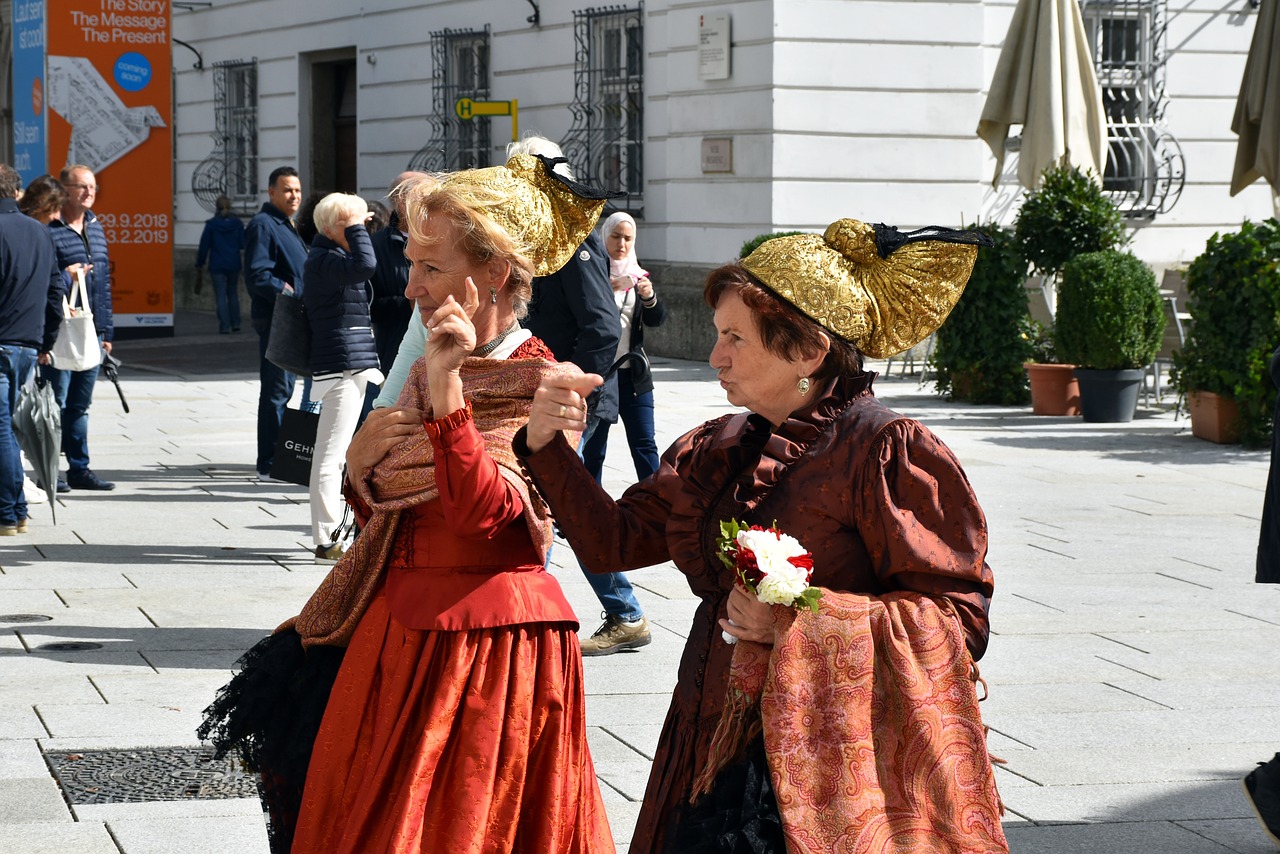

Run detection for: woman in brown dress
[[517, 220, 1009, 853]]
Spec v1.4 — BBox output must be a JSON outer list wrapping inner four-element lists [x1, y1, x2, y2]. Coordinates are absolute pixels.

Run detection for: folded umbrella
[[12, 375, 61, 524], [101, 352, 129, 413]]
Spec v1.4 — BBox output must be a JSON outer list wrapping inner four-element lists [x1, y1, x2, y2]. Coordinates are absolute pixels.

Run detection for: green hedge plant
[[1055, 250, 1163, 370], [1015, 164, 1128, 277], [933, 223, 1033, 404], [1173, 219, 1280, 447]]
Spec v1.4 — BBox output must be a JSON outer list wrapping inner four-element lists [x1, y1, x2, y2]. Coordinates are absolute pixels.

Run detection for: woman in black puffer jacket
[[302, 193, 381, 564]]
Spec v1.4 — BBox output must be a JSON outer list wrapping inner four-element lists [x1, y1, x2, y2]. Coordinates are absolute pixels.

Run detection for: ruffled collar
[[734, 371, 875, 515], [664, 371, 876, 592]]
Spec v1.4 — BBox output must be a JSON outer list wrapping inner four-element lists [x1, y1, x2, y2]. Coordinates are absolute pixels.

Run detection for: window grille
[[562, 4, 644, 216], [1080, 0, 1183, 218], [192, 59, 259, 216], [409, 28, 491, 172]]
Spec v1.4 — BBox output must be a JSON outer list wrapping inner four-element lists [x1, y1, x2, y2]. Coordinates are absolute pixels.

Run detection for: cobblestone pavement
[[0, 310, 1275, 853]]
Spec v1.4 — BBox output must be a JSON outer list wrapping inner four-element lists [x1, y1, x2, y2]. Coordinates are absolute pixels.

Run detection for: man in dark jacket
[[43, 164, 114, 491], [512, 137, 649, 656], [0, 163, 62, 533], [244, 166, 306, 480], [195, 195, 245, 334]]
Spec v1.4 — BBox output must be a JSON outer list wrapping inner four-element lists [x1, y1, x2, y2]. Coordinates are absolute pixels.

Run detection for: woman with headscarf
[[519, 220, 1009, 853], [582, 211, 665, 482], [200, 155, 617, 854]]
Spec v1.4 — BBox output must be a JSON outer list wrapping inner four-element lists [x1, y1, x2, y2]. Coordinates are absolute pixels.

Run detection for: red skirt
[[291, 590, 615, 854]]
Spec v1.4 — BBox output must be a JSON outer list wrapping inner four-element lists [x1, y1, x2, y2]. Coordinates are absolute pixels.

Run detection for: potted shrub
[[1013, 163, 1128, 415], [1055, 250, 1165, 422], [1173, 219, 1280, 446], [933, 224, 1034, 404]]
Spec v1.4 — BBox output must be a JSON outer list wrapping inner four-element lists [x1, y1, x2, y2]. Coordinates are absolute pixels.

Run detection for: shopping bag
[[49, 269, 102, 372], [265, 291, 312, 377], [269, 408, 320, 486]]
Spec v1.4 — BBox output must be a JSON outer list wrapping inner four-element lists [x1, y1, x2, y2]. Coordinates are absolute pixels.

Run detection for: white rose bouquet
[[716, 520, 821, 644]]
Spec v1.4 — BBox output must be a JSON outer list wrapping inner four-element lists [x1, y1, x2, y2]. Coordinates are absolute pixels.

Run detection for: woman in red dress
[[201, 155, 617, 854]]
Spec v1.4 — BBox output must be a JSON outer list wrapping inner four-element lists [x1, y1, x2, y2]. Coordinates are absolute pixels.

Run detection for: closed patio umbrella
[[1229, 0, 1280, 197], [13, 376, 61, 524], [977, 0, 1108, 190]]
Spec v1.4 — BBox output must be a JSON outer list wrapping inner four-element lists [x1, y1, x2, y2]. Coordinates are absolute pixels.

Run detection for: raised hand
[[425, 276, 481, 376], [527, 369, 604, 452]]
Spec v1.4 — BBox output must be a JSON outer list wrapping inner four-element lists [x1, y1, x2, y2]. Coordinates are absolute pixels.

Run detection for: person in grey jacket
[[302, 193, 380, 564]]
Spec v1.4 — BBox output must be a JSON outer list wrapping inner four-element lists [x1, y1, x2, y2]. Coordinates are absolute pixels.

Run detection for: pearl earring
[[489, 287, 498, 304], [798, 377, 811, 395]]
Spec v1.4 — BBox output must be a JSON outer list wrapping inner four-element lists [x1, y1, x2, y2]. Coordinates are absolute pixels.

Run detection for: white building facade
[[170, 0, 1272, 301]]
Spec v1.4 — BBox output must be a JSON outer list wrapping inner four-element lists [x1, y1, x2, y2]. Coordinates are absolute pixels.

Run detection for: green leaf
[[798, 587, 823, 613]]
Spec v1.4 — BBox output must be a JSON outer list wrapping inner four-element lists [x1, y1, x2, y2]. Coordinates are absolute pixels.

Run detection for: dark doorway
[[309, 54, 357, 195]]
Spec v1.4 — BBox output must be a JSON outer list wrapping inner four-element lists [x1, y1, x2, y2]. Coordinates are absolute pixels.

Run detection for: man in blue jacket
[[195, 195, 245, 334], [244, 166, 306, 480], [43, 164, 114, 491], [0, 163, 62, 532]]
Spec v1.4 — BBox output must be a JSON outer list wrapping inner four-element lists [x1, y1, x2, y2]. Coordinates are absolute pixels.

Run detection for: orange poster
[[46, 0, 172, 332]]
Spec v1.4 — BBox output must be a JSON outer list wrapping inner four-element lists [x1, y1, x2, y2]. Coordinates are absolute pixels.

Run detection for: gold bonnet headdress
[[439, 153, 618, 276], [740, 219, 994, 359]]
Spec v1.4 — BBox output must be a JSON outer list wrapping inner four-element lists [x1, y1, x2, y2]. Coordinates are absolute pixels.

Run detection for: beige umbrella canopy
[[1229, 0, 1280, 197], [977, 0, 1108, 190]]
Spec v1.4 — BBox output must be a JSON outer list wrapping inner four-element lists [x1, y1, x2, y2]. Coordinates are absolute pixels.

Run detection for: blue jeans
[[41, 357, 100, 475], [582, 370, 660, 482], [210, 271, 242, 333], [252, 316, 297, 475], [0, 345, 36, 525], [577, 414, 644, 622]]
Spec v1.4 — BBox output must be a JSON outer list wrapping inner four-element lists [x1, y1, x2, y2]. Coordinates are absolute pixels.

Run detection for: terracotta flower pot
[[1188, 391, 1241, 444], [1025, 363, 1081, 416]]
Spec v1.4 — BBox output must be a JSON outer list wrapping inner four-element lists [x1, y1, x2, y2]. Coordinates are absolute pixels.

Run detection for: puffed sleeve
[[854, 419, 994, 659]]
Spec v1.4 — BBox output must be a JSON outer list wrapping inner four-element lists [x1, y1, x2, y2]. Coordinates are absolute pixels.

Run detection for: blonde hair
[[312, 192, 368, 236], [401, 173, 536, 317]]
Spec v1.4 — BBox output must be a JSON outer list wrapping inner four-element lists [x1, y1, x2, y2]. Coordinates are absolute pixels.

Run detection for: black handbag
[[269, 408, 320, 486], [265, 291, 312, 377]]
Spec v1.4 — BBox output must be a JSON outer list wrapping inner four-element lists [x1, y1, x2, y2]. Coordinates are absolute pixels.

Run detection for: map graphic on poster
[[46, 55, 165, 173]]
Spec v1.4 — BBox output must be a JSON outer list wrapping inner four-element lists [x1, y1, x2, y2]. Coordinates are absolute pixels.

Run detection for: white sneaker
[[23, 476, 47, 503], [257, 472, 289, 484]]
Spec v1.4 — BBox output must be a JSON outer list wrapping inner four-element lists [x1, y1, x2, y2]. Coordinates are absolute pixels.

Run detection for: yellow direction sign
[[454, 98, 520, 141]]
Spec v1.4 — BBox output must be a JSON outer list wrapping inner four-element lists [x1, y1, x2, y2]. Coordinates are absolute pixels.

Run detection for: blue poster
[[12, 0, 46, 182]]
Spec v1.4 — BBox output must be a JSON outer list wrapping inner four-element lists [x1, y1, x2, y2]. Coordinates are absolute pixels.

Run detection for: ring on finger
[[558, 404, 567, 418]]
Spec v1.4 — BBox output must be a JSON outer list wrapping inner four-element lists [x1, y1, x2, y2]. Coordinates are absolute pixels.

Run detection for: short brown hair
[[703, 263, 863, 382], [19, 175, 67, 220]]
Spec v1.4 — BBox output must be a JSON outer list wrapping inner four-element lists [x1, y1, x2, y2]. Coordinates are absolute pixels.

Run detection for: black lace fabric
[[197, 630, 345, 854], [666, 734, 787, 854]]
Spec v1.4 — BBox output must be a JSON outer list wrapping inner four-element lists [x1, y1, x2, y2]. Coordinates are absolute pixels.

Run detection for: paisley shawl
[[288, 342, 577, 649], [763, 591, 1007, 853]]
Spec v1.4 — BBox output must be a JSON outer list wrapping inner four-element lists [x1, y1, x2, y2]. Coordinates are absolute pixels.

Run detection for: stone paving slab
[[1002, 778, 1250, 824], [0, 822, 119, 854], [1003, 819, 1247, 853], [103, 815, 270, 854], [0, 777, 71, 822]]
